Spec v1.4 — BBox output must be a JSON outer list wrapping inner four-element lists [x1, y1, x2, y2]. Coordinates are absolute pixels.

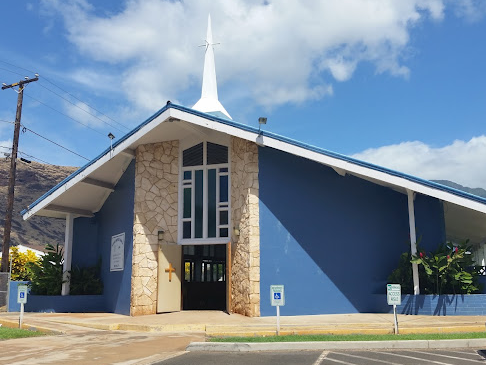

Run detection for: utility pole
[[1, 75, 38, 272]]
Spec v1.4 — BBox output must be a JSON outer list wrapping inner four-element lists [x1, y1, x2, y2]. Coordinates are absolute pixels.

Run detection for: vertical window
[[180, 141, 230, 241]]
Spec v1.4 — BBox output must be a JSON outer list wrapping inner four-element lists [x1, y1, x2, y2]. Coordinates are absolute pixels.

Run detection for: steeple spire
[[192, 14, 232, 120]]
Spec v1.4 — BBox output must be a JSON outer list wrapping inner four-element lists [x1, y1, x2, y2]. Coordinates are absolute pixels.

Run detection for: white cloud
[[0, 139, 13, 158], [352, 136, 486, 188], [40, 0, 451, 111], [451, 0, 486, 22]]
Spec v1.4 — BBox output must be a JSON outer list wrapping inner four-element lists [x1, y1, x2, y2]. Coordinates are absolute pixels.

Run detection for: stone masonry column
[[131, 141, 179, 316], [231, 137, 260, 317]]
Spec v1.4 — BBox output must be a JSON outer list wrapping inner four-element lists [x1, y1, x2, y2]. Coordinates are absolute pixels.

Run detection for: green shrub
[[411, 240, 482, 295], [389, 240, 482, 295], [27, 243, 64, 295], [70, 259, 103, 295]]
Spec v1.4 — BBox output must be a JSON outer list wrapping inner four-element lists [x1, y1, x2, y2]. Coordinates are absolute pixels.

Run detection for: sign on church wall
[[110, 233, 125, 272]]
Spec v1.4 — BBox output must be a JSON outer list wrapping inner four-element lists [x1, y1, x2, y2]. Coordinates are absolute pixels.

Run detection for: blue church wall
[[71, 160, 135, 315], [414, 193, 446, 252], [258, 147, 446, 316], [72, 217, 99, 268]]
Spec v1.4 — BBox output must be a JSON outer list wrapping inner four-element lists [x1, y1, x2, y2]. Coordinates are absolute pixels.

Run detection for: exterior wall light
[[158, 230, 165, 241]]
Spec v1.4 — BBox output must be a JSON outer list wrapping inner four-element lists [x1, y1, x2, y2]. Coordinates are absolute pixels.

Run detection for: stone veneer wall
[[231, 137, 260, 316], [131, 141, 179, 316]]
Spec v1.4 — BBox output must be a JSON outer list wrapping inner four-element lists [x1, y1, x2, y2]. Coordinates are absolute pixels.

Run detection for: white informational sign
[[387, 284, 401, 305], [270, 285, 285, 306], [110, 233, 125, 272], [17, 285, 28, 304]]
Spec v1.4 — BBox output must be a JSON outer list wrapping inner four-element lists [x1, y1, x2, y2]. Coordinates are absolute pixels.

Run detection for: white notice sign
[[270, 285, 285, 306], [110, 233, 125, 272], [387, 284, 401, 305]]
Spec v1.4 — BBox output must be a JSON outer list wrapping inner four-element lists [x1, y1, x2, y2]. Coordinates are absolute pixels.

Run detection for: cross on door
[[165, 263, 176, 282]]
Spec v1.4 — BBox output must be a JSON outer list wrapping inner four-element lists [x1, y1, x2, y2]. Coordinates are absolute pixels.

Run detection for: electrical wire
[[0, 66, 24, 78], [17, 150, 52, 165], [23, 93, 107, 137], [36, 82, 128, 133], [0, 59, 127, 131], [0, 120, 14, 124], [21, 125, 89, 161]]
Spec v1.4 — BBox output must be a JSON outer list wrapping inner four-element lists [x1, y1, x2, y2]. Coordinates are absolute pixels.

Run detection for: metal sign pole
[[393, 304, 398, 335], [19, 302, 24, 329], [276, 305, 280, 336]]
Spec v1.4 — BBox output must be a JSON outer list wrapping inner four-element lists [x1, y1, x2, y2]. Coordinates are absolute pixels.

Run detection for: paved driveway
[[0, 330, 204, 365]]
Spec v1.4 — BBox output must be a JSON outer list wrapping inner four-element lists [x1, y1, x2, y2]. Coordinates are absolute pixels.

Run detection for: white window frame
[[177, 136, 231, 245]]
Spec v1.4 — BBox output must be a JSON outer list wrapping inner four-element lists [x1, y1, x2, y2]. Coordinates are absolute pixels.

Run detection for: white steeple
[[192, 14, 232, 120]]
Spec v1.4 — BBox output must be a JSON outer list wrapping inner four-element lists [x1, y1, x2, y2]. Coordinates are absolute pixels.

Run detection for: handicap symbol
[[20, 293, 25, 299], [274, 293, 281, 300]]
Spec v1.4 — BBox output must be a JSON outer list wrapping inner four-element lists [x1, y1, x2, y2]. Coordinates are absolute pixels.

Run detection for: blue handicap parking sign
[[20, 292, 25, 299], [274, 293, 281, 300]]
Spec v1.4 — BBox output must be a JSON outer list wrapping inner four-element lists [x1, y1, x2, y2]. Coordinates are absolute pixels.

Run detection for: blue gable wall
[[258, 147, 446, 316], [414, 193, 446, 252], [72, 160, 135, 315]]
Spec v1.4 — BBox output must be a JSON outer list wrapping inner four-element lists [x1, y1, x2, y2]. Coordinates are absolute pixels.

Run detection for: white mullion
[[203, 142, 208, 239]]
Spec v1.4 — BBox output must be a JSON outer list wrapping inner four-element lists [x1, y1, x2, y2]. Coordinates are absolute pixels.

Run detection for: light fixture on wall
[[158, 230, 165, 241], [233, 225, 240, 237]]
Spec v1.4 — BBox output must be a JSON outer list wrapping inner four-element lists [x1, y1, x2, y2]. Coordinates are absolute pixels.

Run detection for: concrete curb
[[50, 320, 207, 333], [186, 338, 486, 352], [0, 318, 64, 335]]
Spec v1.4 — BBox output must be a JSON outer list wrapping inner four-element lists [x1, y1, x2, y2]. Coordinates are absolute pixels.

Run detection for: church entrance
[[182, 244, 227, 310]]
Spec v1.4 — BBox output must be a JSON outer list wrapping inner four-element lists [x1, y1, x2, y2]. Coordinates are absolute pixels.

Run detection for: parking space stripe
[[313, 351, 329, 365], [374, 351, 456, 365], [321, 357, 356, 365], [401, 350, 484, 363], [333, 352, 402, 365]]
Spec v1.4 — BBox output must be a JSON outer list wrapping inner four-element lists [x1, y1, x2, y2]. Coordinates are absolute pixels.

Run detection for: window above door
[[178, 140, 231, 244]]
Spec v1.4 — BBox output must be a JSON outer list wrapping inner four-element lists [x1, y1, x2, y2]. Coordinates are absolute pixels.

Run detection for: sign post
[[17, 284, 28, 329], [387, 284, 401, 335], [270, 285, 285, 335]]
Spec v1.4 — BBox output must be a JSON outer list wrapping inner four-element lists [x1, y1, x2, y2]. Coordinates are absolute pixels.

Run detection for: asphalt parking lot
[[157, 348, 486, 365]]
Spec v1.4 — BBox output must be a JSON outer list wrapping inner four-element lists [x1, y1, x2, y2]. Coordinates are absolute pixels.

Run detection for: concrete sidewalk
[[1, 311, 486, 336]]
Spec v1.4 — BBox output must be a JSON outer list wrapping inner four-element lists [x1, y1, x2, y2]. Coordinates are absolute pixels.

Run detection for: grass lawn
[[0, 326, 46, 340], [210, 332, 486, 342]]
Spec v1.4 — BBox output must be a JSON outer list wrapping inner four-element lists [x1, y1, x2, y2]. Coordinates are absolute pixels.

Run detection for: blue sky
[[0, 0, 485, 187]]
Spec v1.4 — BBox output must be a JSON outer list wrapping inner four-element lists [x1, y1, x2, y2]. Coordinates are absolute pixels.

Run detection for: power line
[[37, 82, 128, 133], [23, 93, 107, 137], [21, 125, 89, 161], [0, 120, 14, 124], [17, 150, 52, 165], [0, 58, 127, 131], [0, 66, 24, 78]]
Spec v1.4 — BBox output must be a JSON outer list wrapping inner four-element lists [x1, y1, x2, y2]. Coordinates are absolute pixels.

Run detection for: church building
[[21, 16, 486, 317]]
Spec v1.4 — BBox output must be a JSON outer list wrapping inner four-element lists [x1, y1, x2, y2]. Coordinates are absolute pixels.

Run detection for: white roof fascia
[[171, 108, 486, 215], [22, 108, 172, 221]]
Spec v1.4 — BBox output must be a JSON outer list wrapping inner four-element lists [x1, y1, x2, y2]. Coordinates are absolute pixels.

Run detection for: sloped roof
[[21, 103, 486, 243]]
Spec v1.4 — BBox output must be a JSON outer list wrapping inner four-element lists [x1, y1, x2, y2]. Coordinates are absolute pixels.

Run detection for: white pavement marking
[[401, 350, 484, 363], [333, 351, 402, 365], [321, 358, 355, 365], [375, 350, 456, 365], [313, 351, 329, 365]]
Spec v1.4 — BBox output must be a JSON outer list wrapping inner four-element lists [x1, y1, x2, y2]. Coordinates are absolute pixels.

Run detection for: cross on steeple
[[192, 14, 232, 120]]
